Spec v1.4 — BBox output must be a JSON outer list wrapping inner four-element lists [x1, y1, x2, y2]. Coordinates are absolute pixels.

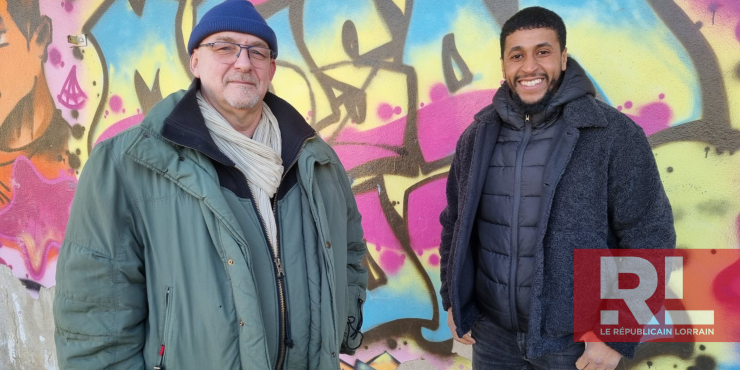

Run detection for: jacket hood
[[493, 57, 596, 129]]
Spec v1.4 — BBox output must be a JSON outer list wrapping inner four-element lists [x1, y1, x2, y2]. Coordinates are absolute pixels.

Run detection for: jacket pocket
[[155, 286, 174, 370]]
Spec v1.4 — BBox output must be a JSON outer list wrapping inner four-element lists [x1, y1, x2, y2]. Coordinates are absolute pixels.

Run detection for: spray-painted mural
[[1, 0, 739, 368]]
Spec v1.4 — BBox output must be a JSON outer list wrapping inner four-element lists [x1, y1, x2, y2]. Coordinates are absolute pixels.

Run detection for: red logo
[[574, 249, 740, 342]]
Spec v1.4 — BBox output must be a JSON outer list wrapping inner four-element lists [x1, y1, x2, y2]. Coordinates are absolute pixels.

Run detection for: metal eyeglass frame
[[197, 41, 276, 64]]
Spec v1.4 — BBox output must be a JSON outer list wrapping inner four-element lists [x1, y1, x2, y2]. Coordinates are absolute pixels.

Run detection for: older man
[[53, 1, 368, 369]]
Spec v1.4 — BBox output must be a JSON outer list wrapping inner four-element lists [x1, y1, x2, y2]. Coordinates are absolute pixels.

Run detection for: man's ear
[[268, 58, 277, 81], [561, 47, 568, 71], [190, 51, 200, 78], [31, 16, 52, 61], [500, 57, 505, 82]]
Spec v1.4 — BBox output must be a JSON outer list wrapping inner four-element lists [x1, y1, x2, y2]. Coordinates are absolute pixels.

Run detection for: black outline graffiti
[[128, 0, 146, 17], [68, 0, 740, 365], [273, 60, 317, 125], [483, 0, 520, 28], [350, 173, 446, 352], [254, 0, 473, 354], [175, 0, 205, 80], [364, 249, 388, 291], [441, 33, 474, 93], [645, 0, 740, 153], [81, 1, 113, 154], [134, 69, 162, 114]]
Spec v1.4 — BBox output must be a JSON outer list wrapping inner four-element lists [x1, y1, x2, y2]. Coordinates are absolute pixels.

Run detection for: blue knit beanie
[[187, 0, 278, 58]]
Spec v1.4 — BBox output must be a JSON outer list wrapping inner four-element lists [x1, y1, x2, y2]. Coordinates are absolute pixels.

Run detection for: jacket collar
[[161, 79, 316, 169]]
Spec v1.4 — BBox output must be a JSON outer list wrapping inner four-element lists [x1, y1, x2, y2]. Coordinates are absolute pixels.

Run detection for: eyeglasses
[[197, 41, 275, 66]]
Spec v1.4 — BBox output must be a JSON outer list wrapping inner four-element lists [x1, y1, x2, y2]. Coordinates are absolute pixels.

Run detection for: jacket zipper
[[509, 115, 532, 332], [163, 131, 317, 370], [154, 286, 173, 370], [272, 133, 316, 370], [244, 134, 315, 370]]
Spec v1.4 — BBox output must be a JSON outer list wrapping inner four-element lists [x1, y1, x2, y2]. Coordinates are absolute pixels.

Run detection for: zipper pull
[[156, 288, 170, 370], [275, 258, 284, 278], [154, 344, 165, 369], [525, 114, 530, 122]]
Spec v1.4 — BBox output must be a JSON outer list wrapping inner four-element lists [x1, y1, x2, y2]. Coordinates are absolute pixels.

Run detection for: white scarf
[[197, 91, 283, 251]]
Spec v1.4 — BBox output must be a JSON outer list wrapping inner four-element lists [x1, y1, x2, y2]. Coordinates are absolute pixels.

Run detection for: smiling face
[[190, 31, 276, 114], [501, 27, 567, 107]]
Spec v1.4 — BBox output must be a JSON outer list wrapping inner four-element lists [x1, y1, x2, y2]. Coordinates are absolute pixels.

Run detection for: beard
[[509, 73, 563, 115], [224, 74, 261, 109]]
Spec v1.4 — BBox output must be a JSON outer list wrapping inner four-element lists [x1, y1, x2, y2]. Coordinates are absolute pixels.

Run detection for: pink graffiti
[[711, 215, 740, 319], [355, 191, 402, 250], [336, 114, 405, 146], [336, 84, 493, 168], [713, 257, 740, 309], [624, 101, 673, 137], [49, 48, 62, 67], [428, 254, 440, 266], [57, 65, 87, 109], [355, 191, 406, 273], [736, 20, 740, 42], [109, 95, 124, 113], [377, 103, 394, 121], [94, 114, 145, 147], [417, 87, 496, 162], [353, 176, 448, 273], [0, 157, 76, 282], [380, 250, 406, 275], [333, 145, 401, 171], [407, 177, 446, 256], [692, 0, 740, 16], [61, 1, 73, 12], [429, 83, 449, 102]]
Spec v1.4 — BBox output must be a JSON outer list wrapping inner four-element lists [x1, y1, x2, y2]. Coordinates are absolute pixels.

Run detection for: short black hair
[[500, 6, 566, 58]]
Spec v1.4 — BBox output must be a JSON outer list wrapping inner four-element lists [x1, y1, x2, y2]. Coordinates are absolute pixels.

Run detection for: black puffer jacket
[[474, 61, 596, 332], [439, 58, 675, 359]]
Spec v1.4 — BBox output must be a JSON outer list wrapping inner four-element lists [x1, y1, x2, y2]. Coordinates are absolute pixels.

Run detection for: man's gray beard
[[226, 85, 260, 110]]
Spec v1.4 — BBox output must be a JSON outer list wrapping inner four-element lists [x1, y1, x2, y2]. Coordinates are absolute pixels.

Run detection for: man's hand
[[447, 308, 475, 345], [575, 336, 621, 370]]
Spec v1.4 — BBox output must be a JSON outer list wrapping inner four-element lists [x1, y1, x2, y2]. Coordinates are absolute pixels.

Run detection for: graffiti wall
[[1, 0, 739, 368]]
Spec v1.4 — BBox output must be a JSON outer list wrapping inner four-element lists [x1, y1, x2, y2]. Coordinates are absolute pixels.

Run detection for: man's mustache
[[226, 75, 258, 84]]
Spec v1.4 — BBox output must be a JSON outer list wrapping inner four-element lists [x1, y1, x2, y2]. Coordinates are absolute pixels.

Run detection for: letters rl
[[599, 256, 714, 326]]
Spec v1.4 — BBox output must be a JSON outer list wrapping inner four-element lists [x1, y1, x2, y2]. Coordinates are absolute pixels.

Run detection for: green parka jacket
[[53, 88, 368, 369]]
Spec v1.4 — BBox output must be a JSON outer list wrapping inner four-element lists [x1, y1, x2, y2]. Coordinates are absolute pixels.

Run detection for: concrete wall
[[1, 0, 739, 369]]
